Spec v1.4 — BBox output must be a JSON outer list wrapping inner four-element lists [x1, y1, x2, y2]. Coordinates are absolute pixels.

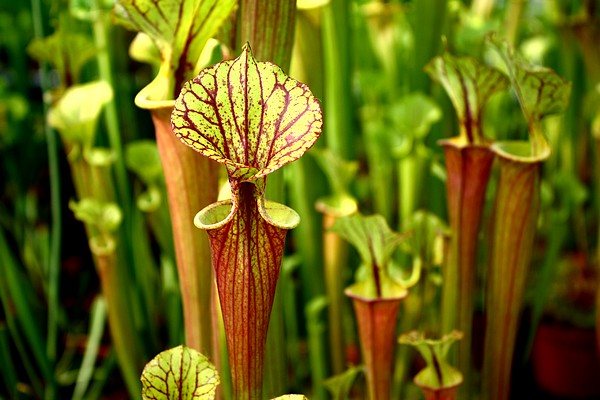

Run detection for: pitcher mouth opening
[[194, 200, 234, 231], [491, 140, 551, 162], [194, 197, 300, 232], [134, 74, 177, 111]]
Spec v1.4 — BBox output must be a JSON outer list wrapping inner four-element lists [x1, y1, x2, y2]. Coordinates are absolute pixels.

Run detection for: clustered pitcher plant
[[8, 1, 591, 399]]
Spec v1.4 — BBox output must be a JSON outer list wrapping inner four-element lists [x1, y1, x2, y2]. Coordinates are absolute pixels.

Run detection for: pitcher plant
[[171, 43, 322, 399]]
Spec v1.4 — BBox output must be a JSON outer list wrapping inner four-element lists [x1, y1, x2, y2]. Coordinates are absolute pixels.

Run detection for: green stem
[[0, 310, 44, 397], [322, 0, 354, 160], [264, 170, 287, 397], [399, 144, 432, 228], [92, 11, 129, 206], [408, 0, 448, 93], [263, 282, 287, 398], [0, 229, 51, 396], [362, 117, 394, 222], [322, 214, 349, 375], [31, 0, 60, 397], [92, 9, 156, 349], [72, 296, 107, 400], [289, 159, 325, 300], [503, 0, 525, 46], [92, 239, 143, 398], [86, 351, 117, 400], [239, 0, 297, 72], [306, 297, 329, 400], [281, 256, 305, 389]]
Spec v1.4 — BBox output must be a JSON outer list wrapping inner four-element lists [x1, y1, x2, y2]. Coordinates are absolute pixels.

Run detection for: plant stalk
[[483, 152, 543, 400], [239, 0, 296, 72], [91, 238, 144, 398], [346, 291, 407, 400], [306, 296, 330, 400], [30, 0, 61, 397], [199, 182, 292, 399], [150, 105, 219, 357], [440, 140, 494, 394], [323, 213, 349, 375], [322, 0, 354, 160]]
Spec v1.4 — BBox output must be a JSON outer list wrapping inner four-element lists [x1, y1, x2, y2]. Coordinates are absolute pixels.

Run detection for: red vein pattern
[[141, 345, 220, 399], [206, 183, 288, 399], [425, 52, 508, 145], [113, 0, 236, 98], [171, 44, 322, 184]]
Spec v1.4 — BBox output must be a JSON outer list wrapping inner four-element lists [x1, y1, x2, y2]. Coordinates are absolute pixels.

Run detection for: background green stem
[[322, 213, 350, 375], [0, 229, 51, 398], [72, 296, 107, 400], [30, 1, 60, 397], [92, 244, 144, 398], [322, 0, 354, 160], [503, 0, 525, 46], [306, 297, 329, 400], [92, 11, 129, 206]]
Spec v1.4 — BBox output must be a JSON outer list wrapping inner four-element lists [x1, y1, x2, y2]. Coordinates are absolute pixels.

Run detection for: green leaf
[[401, 210, 448, 268], [141, 345, 220, 400], [324, 365, 364, 400], [85, 147, 116, 167], [172, 44, 323, 186], [312, 148, 359, 216], [27, 29, 98, 87], [69, 198, 123, 233], [312, 148, 358, 197], [125, 140, 165, 186], [47, 81, 113, 146], [128, 32, 162, 67], [332, 213, 406, 298], [389, 92, 442, 140], [113, 0, 237, 100], [113, 0, 191, 53], [70, 198, 122, 255], [487, 34, 571, 157], [398, 330, 463, 389], [425, 49, 508, 145], [70, 0, 116, 18]]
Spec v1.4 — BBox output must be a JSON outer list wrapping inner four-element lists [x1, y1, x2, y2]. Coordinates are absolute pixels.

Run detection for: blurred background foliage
[[1, 0, 599, 399]]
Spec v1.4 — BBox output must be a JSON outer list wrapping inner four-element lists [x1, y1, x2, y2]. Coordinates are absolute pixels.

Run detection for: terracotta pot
[[532, 323, 600, 398]]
